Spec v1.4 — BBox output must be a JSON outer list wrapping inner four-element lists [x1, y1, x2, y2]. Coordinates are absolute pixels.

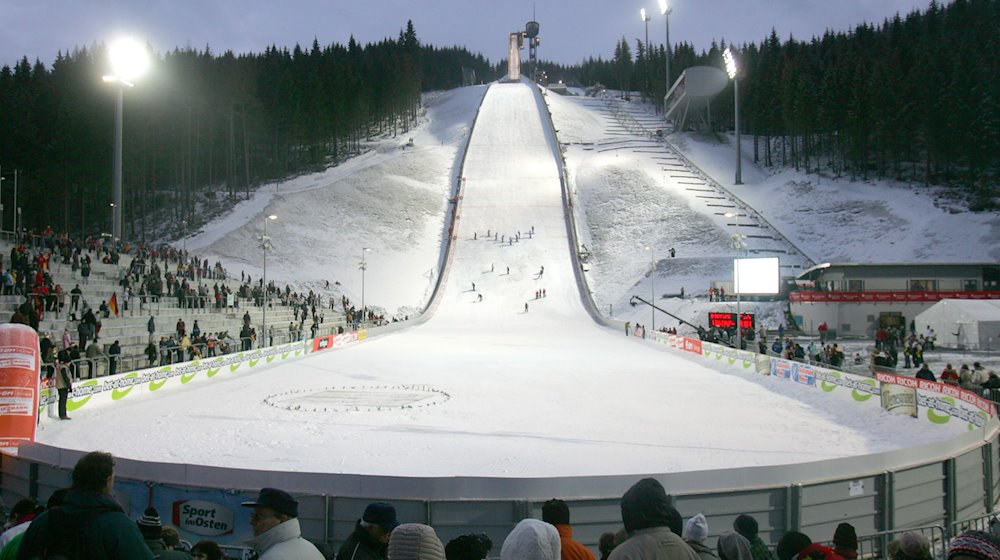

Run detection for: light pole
[[103, 37, 149, 241], [9, 169, 18, 233], [659, 0, 672, 101], [360, 247, 371, 312], [723, 47, 742, 185], [260, 214, 277, 345], [640, 8, 651, 95], [725, 211, 746, 349], [645, 245, 655, 332]]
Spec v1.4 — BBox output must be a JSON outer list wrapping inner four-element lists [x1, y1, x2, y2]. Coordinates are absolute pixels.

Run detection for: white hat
[[684, 513, 709, 542]]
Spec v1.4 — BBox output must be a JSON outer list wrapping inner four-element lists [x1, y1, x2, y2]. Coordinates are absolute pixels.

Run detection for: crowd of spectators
[[4, 457, 999, 560]]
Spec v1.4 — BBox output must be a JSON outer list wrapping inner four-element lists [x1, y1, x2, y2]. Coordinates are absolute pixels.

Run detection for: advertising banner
[[814, 369, 880, 406], [682, 337, 702, 355], [701, 342, 756, 371], [0, 323, 40, 453], [872, 372, 921, 420], [771, 357, 793, 380]]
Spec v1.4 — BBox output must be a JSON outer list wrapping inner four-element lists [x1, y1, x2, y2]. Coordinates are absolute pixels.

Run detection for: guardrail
[[598, 92, 815, 270]]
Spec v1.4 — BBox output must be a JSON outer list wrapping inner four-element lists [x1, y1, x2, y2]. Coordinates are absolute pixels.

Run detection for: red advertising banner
[[791, 290, 1000, 303], [682, 337, 702, 355], [0, 324, 40, 453]]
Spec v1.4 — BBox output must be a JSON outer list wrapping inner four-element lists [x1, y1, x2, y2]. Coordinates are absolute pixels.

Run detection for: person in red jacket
[[542, 499, 595, 560]]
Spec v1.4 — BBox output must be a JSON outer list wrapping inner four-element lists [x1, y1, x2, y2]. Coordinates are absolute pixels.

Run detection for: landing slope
[[33, 84, 953, 478]]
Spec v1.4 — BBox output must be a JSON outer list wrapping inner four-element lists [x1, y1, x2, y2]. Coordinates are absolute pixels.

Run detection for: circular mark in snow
[[264, 385, 450, 413]]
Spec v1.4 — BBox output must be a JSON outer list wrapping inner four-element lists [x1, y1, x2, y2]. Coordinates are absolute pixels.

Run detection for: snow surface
[[36, 83, 999, 478]]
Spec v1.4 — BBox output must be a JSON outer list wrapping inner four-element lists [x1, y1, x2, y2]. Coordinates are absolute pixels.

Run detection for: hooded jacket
[[246, 517, 324, 560], [387, 523, 445, 560], [609, 479, 700, 560], [501, 519, 561, 560], [17, 489, 154, 560]]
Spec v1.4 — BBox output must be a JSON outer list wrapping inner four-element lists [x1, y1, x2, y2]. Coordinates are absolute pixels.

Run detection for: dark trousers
[[58, 388, 69, 418]]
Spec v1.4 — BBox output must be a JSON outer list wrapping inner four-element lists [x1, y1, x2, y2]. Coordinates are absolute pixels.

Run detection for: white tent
[[915, 299, 1000, 350]]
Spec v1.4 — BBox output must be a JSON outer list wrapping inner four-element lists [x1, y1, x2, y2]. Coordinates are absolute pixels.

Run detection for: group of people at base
[[4, 453, 1000, 560]]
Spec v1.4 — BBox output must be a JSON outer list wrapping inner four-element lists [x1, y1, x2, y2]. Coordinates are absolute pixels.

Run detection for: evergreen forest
[[545, 0, 999, 209], [2, 1, 998, 243], [0, 21, 494, 240]]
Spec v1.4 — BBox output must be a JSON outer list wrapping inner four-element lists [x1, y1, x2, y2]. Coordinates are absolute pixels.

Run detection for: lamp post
[[360, 247, 371, 322], [103, 37, 149, 241], [645, 245, 655, 332], [659, 0, 672, 104], [725, 211, 746, 349], [640, 8, 651, 95], [260, 214, 277, 345], [723, 47, 742, 185]]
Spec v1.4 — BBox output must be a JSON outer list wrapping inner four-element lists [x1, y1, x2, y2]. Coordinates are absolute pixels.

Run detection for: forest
[[2, 0, 998, 243], [0, 21, 494, 240], [543, 0, 999, 209]]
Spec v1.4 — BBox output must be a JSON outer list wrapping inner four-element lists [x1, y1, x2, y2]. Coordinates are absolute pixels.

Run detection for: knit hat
[[948, 531, 1000, 560], [684, 513, 709, 543], [898, 532, 931, 560], [733, 514, 759, 540], [833, 523, 858, 550], [137, 507, 163, 539]]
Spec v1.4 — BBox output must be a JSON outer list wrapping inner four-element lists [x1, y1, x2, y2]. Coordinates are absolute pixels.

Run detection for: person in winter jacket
[[337, 502, 400, 560], [542, 499, 595, 560], [501, 519, 560, 560], [0, 499, 39, 549], [732, 515, 772, 560], [388, 523, 446, 560], [608, 478, 700, 560], [17, 451, 155, 560], [136, 507, 189, 559], [241, 487, 324, 560], [445, 533, 493, 560], [832, 522, 858, 560], [683, 514, 718, 560]]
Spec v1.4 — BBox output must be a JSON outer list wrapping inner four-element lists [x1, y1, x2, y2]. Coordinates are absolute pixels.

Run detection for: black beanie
[[621, 478, 671, 534]]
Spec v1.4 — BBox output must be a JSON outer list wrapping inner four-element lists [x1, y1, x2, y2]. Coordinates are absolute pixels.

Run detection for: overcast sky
[[2, 0, 936, 70]]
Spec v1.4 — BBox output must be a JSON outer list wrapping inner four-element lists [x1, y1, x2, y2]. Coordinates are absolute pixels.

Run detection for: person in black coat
[[336, 503, 399, 560], [915, 363, 936, 382]]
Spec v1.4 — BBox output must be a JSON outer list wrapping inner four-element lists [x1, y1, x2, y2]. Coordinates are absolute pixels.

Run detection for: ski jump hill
[[12, 82, 999, 552]]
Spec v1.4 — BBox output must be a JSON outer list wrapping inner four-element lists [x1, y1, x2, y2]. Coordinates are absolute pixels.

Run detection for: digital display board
[[708, 312, 755, 331]]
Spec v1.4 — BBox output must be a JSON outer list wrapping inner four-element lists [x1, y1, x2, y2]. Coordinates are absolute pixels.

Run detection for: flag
[[109, 293, 120, 317]]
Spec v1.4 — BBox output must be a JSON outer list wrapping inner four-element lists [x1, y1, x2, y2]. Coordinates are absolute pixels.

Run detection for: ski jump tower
[[506, 21, 540, 82]]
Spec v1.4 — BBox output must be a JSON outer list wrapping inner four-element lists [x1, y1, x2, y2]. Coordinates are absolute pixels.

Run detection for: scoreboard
[[708, 312, 755, 331]]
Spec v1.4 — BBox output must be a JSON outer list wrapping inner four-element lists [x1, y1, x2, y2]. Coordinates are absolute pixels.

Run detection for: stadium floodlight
[[659, 0, 672, 108], [103, 37, 150, 242], [645, 246, 655, 331], [361, 247, 372, 318], [261, 214, 277, 344], [724, 211, 745, 349], [723, 47, 742, 185], [640, 9, 651, 93]]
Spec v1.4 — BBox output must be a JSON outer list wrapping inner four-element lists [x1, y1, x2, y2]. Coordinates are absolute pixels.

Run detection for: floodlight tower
[[525, 21, 540, 82], [723, 47, 742, 185], [103, 37, 150, 241]]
